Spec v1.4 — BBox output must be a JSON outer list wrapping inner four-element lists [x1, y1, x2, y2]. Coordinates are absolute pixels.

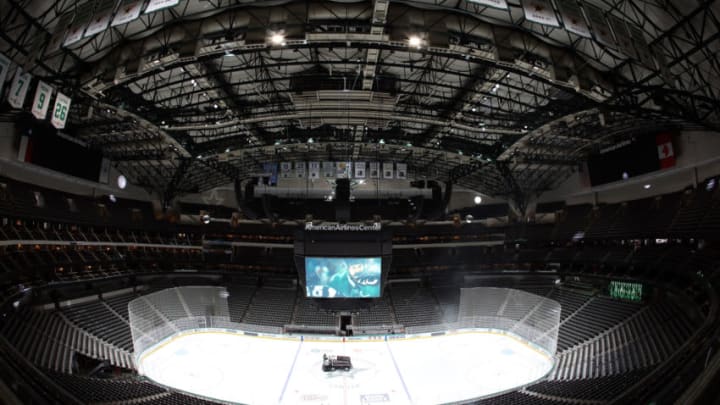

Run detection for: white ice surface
[[138, 330, 553, 405]]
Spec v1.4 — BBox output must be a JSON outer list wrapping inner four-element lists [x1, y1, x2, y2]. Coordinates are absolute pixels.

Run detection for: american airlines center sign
[[304, 222, 381, 231]]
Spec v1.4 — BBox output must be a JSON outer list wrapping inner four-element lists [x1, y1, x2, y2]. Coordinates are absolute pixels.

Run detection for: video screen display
[[305, 257, 382, 298], [609, 281, 643, 302]]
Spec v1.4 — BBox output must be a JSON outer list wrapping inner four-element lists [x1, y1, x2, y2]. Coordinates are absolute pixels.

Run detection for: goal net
[[457, 287, 561, 355], [128, 286, 233, 361]]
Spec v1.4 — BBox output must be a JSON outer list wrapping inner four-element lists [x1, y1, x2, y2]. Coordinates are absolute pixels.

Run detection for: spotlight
[[643, 184, 651, 189], [474, 195, 482, 205], [108, 194, 117, 203], [408, 35, 422, 48], [201, 214, 211, 224], [308, 137, 314, 143], [117, 175, 127, 189], [269, 32, 285, 46], [465, 214, 474, 223]]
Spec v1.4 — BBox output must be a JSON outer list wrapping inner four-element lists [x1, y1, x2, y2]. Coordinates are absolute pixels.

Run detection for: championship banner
[[521, 0, 560, 27], [322, 161, 335, 178], [7, 70, 31, 109], [85, 0, 117, 37], [467, 0, 508, 9], [46, 12, 74, 54], [557, 0, 591, 38], [31, 81, 53, 119], [112, 0, 143, 27], [369, 162, 380, 178], [0, 53, 10, 98], [382, 162, 394, 179], [64, 2, 95, 46], [145, 0, 179, 13], [584, 4, 616, 49], [608, 15, 635, 58], [336, 161, 351, 179], [628, 23, 655, 68], [354, 162, 366, 178], [656, 133, 675, 169], [309, 161, 320, 180], [396, 163, 407, 180], [280, 161, 292, 178], [295, 161, 306, 178], [51, 92, 72, 129]]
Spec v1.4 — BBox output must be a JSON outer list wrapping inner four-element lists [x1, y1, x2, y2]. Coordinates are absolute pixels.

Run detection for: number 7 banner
[[7, 69, 32, 109], [51, 92, 72, 129], [31, 80, 53, 120]]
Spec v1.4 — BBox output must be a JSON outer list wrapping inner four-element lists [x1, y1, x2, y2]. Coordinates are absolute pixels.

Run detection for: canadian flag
[[656, 133, 676, 169]]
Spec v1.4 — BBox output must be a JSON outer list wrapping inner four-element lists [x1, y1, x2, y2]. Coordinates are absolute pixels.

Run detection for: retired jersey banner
[[656, 133, 675, 169], [522, 0, 560, 27], [382, 162, 394, 179], [295, 161, 306, 178], [112, 0, 143, 26], [0, 53, 10, 98], [354, 162, 366, 178], [145, 0, 179, 13], [31, 81, 53, 119], [322, 161, 335, 178], [280, 161, 292, 178], [467, 0, 508, 9], [396, 163, 407, 180], [369, 162, 380, 178], [51, 92, 72, 129], [85, 0, 117, 37], [308, 161, 320, 180], [584, 4, 616, 49], [557, 0, 591, 38], [7, 70, 32, 109]]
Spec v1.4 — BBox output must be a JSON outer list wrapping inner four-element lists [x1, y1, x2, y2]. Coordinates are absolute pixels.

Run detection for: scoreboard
[[294, 227, 392, 299]]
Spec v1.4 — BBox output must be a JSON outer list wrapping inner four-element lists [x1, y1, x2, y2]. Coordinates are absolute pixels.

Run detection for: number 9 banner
[[51, 92, 72, 129], [31, 80, 53, 120]]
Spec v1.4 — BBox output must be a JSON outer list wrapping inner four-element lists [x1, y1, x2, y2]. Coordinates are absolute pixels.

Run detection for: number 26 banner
[[51, 92, 72, 129]]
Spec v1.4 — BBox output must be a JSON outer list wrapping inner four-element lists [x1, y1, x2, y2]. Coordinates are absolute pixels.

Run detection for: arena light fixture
[[465, 214, 474, 223], [474, 195, 483, 205], [269, 32, 286, 46], [117, 175, 127, 190], [408, 35, 423, 48], [644, 184, 652, 189], [201, 214, 211, 224]]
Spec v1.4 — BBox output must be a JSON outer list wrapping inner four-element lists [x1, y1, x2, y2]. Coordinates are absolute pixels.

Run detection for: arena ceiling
[[1, 0, 719, 201]]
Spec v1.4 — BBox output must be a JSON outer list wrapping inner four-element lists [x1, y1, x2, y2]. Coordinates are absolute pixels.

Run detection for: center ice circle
[[137, 329, 554, 405]]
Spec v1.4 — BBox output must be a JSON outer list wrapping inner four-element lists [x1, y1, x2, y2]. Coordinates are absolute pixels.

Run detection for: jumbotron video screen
[[304, 257, 382, 298]]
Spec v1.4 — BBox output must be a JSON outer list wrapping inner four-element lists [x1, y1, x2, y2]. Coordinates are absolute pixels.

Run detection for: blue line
[[386, 340, 413, 404], [278, 339, 303, 404]]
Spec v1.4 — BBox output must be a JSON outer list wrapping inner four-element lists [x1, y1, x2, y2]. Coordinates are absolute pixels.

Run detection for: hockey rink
[[137, 330, 554, 405]]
